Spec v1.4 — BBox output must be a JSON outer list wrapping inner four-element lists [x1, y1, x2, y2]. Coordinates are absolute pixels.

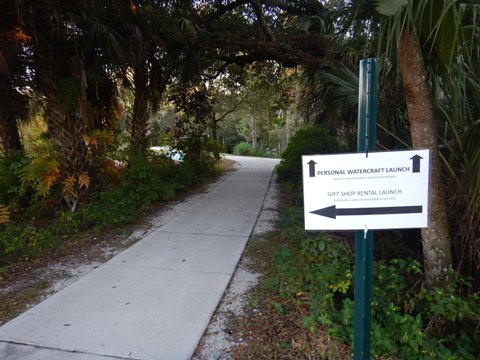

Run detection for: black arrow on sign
[[410, 154, 423, 173], [310, 205, 423, 219], [307, 160, 317, 177]]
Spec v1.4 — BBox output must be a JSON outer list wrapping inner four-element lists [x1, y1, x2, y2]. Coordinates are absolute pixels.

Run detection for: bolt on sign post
[[353, 58, 378, 360]]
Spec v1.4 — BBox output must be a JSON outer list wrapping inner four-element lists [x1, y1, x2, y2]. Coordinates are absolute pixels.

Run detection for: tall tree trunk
[[399, 29, 452, 289], [41, 64, 89, 193], [0, 54, 25, 152], [0, 0, 24, 153], [28, 2, 90, 210], [36, 39, 89, 210], [130, 43, 149, 153], [250, 115, 257, 150], [210, 115, 220, 160], [64, 56, 89, 177], [0, 111, 23, 152], [38, 53, 88, 175]]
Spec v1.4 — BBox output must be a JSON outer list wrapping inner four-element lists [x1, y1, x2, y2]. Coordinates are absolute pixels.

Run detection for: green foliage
[[265, 199, 355, 333], [233, 142, 254, 156], [169, 139, 216, 187], [264, 186, 480, 359], [233, 142, 257, 156], [17, 135, 61, 201], [277, 126, 345, 183], [232, 141, 274, 158], [0, 149, 217, 264], [277, 204, 304, 229], [0, 224, 59, 266], [0, 207, 88, 265], [84, 153, 187, 229], [0, 151, 30, 208], [204, 139, 226, 159], [367, 261, 480, 359]]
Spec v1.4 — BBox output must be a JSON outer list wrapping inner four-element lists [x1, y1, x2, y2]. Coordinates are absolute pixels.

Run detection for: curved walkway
[[0, 155, 280, 360]]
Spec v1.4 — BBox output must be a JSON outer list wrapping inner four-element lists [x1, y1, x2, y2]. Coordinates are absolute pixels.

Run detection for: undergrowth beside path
[[231, 181, 480, 359], [0, 157, 234, 325], [0, 153, 225, 269]]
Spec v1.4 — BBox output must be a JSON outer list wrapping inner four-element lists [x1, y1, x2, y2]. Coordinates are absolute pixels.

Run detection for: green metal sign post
[[353, 58, 378, 360]]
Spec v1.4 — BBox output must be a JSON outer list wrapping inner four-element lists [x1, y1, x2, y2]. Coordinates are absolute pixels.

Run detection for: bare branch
[[215, 94, 248, 123]]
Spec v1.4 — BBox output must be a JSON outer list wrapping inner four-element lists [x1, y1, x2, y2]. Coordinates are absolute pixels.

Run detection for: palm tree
[[374, 0, 480, 289], [0, 1, 28, 153], [299, 62, 360, 150], [123, 3, 179, 153], [398, 27, 452, 289], [0, 75, 25, 153], [128, 24, 151, 153], [347, 0, 479, 289], [426, 2, 480, 289], [27, 1, 89, 208], [26, 0, 130, 208], [303, 0, 479, 289]]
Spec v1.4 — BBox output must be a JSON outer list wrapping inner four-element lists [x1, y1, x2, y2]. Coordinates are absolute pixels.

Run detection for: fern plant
[[0, 203, 9, 224], [19, 149, 60, 198], [17, 134, 91, 211]]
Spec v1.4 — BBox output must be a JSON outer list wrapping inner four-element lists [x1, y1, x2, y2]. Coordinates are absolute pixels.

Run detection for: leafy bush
[[368, 261, 480, 359], [204, 139, 227, 159], [0, 224, 59, 265], [84, 153, 186, 229], [233, 142, 255, 156], [183, 150, 216, 183], [0, 150, 30, 207], [265, 192, 480, 359], [232, 142, 272, 157], [0, 145, 216, 267], [277, 126, 345, 183]]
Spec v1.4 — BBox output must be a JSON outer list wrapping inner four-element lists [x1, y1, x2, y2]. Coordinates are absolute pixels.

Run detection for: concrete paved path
[[0, 155, 279, 360]]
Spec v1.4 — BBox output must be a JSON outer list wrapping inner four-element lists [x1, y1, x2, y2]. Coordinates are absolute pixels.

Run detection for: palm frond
[[318, 63, 359, 110], [86, 19, 131, 66], [374, 0, 407, 16]]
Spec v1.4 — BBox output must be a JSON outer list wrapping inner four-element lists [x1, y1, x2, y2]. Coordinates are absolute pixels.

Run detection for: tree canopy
[[1, 0, 479, 291]]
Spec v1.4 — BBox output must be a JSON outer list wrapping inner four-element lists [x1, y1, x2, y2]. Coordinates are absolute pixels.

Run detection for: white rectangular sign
[[302, 149, 430, 231]]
